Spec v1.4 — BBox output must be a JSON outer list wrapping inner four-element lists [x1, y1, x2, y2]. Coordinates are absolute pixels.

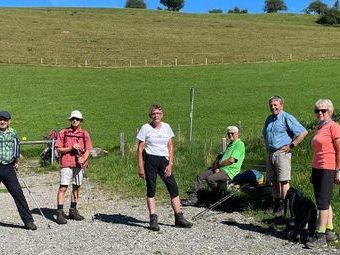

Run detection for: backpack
[[232, 169, 265, 186], [39, 129, 59, 166], [284, 187, 318, 244]]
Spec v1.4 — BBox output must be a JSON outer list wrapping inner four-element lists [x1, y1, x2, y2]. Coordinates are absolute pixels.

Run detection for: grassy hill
[[0, 8, 340, 67]]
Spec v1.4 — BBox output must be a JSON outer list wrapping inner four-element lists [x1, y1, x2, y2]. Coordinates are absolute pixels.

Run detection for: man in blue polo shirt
[[263, 96, 308, 214]]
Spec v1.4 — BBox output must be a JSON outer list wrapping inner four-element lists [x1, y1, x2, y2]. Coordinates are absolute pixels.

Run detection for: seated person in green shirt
[[182, 126, 245, 206]]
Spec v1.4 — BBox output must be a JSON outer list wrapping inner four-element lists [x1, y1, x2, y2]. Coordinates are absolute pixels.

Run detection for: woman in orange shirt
[[306, 99, 340, 249]]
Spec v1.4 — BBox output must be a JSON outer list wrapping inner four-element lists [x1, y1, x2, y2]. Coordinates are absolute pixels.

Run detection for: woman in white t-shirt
[[137, 104, 192, 231]]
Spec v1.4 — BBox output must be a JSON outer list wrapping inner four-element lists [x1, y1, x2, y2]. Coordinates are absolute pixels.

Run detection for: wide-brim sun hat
[[68, 110, 83, 120]]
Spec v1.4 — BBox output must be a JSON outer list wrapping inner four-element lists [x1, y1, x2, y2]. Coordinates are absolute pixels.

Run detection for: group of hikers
[[136, 96, 339, 249], [0, 110, 92, 230], [0, 96, 339, 250]]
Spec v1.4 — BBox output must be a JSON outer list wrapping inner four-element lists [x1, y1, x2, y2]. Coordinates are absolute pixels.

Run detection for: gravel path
[[0, 167, 339, 255]]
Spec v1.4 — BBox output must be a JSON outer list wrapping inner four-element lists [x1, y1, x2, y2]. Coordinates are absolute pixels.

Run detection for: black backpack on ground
[[284, 187, 318, 244]]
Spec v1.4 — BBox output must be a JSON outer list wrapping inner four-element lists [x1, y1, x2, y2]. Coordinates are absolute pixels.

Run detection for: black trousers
[[144, 154, 179, 199], [0, 163, 33, 224]]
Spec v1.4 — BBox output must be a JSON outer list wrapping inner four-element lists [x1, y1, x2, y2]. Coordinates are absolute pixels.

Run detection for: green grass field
[[1, 60, 340, 209], [1, 8, 340, 66], [1, 7, 340, 234]]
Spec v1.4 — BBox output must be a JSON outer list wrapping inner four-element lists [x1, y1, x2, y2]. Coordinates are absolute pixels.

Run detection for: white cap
[[68, 110, 83, 120], [227, 126, 239, 133]]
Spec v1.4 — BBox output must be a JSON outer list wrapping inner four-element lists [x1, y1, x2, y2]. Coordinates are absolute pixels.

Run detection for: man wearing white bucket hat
[[55, 110, 93, 224]]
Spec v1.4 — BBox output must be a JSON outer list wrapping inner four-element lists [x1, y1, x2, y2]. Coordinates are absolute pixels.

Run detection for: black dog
[[284, 187, 318, 244]]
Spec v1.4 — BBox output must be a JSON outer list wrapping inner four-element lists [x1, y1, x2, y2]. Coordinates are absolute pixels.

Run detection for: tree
[[125, 0, 147, 9], [228, 7, 248, 14], [305, 1, 328, 14], [317, 7, 340, 25], [209, 9, 223, 14], [264, 0, 287, 13], [160, 0, 184, 11], [334, 0, 340, 9]]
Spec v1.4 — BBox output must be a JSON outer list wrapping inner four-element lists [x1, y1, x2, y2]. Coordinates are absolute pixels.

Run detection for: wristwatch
[[289, 143, 295, 149]]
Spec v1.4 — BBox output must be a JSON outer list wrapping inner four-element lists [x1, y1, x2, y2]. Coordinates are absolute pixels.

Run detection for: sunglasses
[[227, 132, 234, 135], [71, 117, 81, 121], [314, 109, 328, 114]]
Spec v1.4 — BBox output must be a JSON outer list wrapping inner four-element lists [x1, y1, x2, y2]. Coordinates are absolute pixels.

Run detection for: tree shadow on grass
[[94, 213, 172, 229]]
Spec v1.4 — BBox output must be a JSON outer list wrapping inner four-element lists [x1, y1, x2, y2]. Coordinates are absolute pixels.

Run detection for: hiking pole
[[83, 171, 101, 222], [17, 173, 51, 229], [191, 184, 249, 221]]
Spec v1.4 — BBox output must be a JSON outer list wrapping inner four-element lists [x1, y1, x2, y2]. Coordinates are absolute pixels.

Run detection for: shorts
[[60, 167, 84, 186], [266, 150, 291, 183], [312, 168, 335, 210]]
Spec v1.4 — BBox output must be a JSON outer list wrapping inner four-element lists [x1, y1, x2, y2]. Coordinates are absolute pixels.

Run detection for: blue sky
[[0, 1, 336, 14]]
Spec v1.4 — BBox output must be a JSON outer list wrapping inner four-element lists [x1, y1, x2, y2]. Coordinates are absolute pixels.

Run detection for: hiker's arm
[[281, 130, 308, 153], [214, 157, 236, 173], [137, 141, 145, 178], [57, 145, 79, 155], [164, 138, 174, 177], [219, 157, 236, 167], [335, 138, 340, 184], [78, 150, 91, 165]]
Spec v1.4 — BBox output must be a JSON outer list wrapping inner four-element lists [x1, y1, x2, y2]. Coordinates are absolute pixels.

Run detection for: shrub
[[317, 7, 340, 25], [209, 9, 223, 14], [125, 0, 147, 9]]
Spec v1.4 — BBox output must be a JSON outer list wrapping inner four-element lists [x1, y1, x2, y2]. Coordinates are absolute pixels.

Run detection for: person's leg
[[276, 151, 291, 200], [306, 168, 335, 248], [183, 169, 215, 205], [144, 154, 159, 231], [57, 167, 72, 224], [280, 180, 290, 200], [57, 185, 68, 206], [69, 168, 84, 220], [2, 164, 35, 227], [147, 197, 156, 215], [272, 151, 291, 213], [206, 171, 229, 191], [192, 169, 215, 194], [158, 157, 192, 228]]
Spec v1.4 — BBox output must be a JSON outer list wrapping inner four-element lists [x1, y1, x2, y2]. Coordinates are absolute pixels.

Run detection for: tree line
[[125, 0, 340, 25]]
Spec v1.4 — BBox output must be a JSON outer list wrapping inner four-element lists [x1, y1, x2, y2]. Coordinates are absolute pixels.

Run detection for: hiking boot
[[56, 209, 67, 224], [69, 208, 85, 221], [305, 233, 327, 249], [149, 214, 160, 231], [326, 229, 338, 242], [175, 212, 193, 228], [25, 221, 37, 231], [182, 194, 198, 206]]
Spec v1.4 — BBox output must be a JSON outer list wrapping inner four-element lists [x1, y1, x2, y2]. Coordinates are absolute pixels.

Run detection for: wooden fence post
[[120, 132, 125, 157], [189, 88, 195, 143], [221, 137, 227, 152]]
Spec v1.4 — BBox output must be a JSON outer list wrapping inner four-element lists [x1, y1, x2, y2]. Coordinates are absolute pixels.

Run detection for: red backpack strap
[[63, 130, 86, 150]]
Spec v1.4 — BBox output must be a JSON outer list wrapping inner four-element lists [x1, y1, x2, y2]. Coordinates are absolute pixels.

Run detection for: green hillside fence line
[[1, 53, 340, 68]]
